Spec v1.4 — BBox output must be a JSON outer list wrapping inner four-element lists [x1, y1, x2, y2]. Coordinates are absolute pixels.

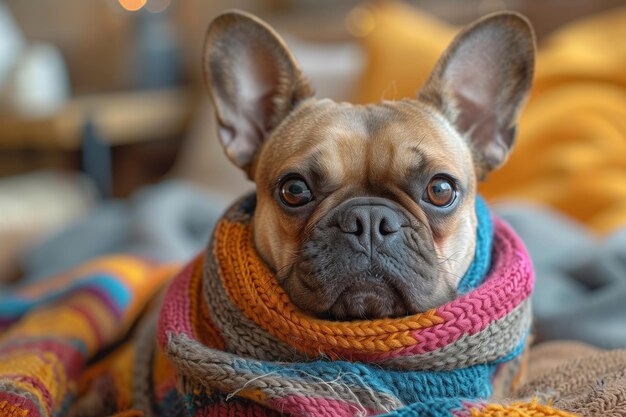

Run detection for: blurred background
[[1, 0, 626, 346]]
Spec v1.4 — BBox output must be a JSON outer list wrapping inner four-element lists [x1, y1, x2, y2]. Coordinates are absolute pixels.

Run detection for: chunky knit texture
[[141, 194, 552, 417], [0, 195, 576, 417]]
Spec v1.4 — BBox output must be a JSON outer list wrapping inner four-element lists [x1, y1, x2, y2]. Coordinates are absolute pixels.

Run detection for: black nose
[[339, 205, 403, 248]]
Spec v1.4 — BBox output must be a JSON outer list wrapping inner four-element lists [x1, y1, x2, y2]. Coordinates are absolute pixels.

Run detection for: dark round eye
[[424, 176, 456, 207], [279, 176, 313, 207]]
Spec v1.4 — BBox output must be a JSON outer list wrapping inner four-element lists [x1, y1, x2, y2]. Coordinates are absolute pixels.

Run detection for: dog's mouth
[[323, 281, 412, 320], [284, 267, 453, 321]]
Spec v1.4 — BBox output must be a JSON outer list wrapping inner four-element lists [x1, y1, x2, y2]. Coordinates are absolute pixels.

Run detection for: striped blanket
[[0, 257, 177, 417]]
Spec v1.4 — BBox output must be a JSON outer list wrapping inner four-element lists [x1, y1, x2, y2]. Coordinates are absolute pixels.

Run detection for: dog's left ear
[[419, 12, 535, 177], [203, 10, 314, 177]]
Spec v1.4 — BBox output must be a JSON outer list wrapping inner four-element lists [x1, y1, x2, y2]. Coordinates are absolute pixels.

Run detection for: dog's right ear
[[203, 11, 314, 176], [419, 12, 535, 178]]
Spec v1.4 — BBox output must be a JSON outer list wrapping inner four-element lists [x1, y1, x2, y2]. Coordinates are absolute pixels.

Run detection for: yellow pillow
[[354, 1, 626, 233]]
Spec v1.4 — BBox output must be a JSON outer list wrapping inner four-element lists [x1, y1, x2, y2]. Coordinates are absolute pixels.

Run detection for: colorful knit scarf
[[147, 195, 535, 417]]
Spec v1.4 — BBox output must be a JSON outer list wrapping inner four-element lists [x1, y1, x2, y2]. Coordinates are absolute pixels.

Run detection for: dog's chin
[[283, 271, 456, 321], [324, 282, 412, 321]]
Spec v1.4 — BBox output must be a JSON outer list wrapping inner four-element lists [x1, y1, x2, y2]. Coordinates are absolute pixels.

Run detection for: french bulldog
[[204, 10, 534, 320]]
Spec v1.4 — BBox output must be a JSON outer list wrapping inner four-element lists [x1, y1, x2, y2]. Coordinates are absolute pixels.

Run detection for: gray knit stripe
[[165, 333, 404, 413], [379, 299, 532, 371], [200, 196, 303, 361], [202, 242, 306, 362]]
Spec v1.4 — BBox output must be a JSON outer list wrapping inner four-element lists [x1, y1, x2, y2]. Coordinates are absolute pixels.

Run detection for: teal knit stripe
[[458, 196, 494, 293]]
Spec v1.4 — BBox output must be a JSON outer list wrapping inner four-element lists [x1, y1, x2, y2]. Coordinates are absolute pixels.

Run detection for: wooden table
[[0, 88, 195, 150], [0, 88, 196, 196]]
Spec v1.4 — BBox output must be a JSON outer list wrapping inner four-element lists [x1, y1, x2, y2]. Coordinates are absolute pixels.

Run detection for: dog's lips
[[285, 262, 447, 320], [325, 281, 410, 320]]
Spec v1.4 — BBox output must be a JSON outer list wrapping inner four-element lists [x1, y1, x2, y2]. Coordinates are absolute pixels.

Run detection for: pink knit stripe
[[273, 396, 380, 417], [201, 398, 280, 417], [345, 220, 533, 361], [0, 391, 42, 417], [156, 255, 200, 348]]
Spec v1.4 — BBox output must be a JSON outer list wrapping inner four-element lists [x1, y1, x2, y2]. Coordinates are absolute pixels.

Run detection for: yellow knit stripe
[[472, 400, 578, 416], [109, 344, 136, 411], [3, 308, 100, 355], [120, 264, 179, 325]]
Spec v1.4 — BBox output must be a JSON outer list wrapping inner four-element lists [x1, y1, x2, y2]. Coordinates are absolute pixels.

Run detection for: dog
[[204, 10, 535, 321]]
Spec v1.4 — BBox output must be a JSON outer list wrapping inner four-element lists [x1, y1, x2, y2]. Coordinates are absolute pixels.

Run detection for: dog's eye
[[423, 176, 456, 207], [280, 176, 313, 207]]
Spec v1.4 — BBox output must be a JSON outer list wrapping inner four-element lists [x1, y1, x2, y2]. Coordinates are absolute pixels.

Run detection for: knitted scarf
[[144, 194, 535, 417]]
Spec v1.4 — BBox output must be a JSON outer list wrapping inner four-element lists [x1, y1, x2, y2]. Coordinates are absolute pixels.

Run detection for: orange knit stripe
[[0, 400, 29, 417], [0, 351, 69, 406], [472, 400, 578, 416], [214, 220, 444, 356]]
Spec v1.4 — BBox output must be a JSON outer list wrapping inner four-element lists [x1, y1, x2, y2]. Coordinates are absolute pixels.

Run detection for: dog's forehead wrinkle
[[266, 101, 473, 203], [271, 100, 467, 172]]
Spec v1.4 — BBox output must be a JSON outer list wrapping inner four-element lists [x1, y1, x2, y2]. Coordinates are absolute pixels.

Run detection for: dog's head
[[203, 11, 534, 320]]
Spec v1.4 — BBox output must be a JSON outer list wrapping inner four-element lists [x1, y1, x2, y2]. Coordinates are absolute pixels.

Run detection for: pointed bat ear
[[419, 12, 535, 177], [203, 10, 314, 177]]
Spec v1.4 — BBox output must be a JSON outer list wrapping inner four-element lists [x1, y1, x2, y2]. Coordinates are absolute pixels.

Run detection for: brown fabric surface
[[526, 341, 602, 381], [516, 342, 626, 416]]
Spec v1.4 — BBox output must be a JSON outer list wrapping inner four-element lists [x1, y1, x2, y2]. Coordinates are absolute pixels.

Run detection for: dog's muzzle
[[286, 197, 441, 320]]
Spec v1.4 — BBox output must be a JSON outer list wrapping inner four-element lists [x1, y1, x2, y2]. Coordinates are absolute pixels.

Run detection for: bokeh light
[[118, 0, 147, 12], [345, 6, 376, 38]]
